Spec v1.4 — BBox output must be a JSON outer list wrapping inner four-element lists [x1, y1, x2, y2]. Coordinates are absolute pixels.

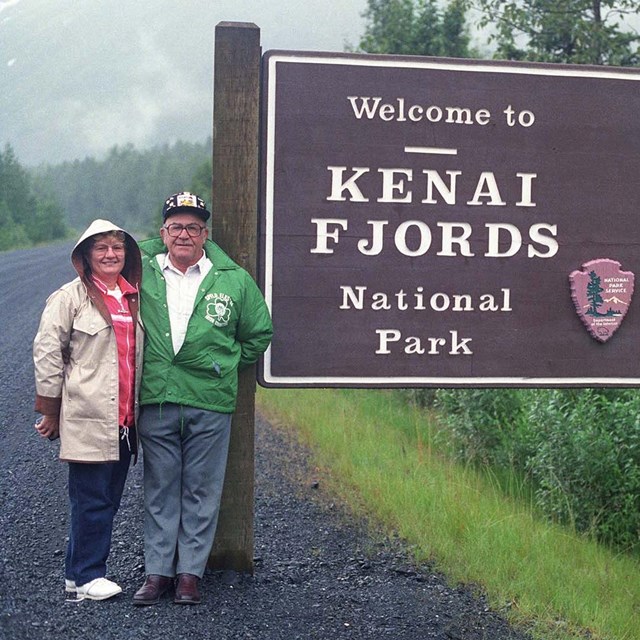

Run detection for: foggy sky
[[1, 0, 367, 166]]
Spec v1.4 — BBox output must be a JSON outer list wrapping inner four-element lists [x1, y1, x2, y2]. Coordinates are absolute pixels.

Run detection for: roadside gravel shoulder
[[1, 407, 531, 640], [1, 245, 533, 639], [251, 412, 532, 640]]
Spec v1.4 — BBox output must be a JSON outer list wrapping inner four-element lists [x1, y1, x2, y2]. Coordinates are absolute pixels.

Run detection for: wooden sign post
[[208, 21, 261, 572]]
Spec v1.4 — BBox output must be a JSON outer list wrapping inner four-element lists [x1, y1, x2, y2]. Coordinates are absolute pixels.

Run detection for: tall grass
[[256, 387, 640, 640]]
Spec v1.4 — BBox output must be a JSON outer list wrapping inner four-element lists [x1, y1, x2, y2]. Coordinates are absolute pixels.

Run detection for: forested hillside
[[0, 139, 212, 250], [31, 138, 212, 237], [0, 144, 67, 251]]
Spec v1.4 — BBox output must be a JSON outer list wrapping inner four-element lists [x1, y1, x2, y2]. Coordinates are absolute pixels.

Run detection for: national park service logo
[[569, 259, 634, 343], [204, 292, 233, 327]]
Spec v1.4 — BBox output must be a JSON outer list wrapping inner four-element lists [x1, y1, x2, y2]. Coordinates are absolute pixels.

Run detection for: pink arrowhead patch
[[569, 259, 634, 343]]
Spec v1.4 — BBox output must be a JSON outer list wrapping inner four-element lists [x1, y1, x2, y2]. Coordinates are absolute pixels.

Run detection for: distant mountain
[[1, 0, 215, 166], [0, 0, 363, 166], [604, 296, 629, 306]]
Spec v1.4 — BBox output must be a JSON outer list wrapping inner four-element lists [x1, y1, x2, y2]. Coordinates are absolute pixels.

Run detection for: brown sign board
[[258, 51, 640, 387]]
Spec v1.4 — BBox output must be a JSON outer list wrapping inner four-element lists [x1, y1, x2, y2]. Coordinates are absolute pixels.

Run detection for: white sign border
[[261, 52, 640, 387]]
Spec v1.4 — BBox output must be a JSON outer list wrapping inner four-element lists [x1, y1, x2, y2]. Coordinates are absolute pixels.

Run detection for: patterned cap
[[162, 192, 211, 221]]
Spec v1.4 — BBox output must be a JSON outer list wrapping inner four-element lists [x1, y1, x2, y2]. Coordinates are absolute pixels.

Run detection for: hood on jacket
[[71, 219, 142, 287]]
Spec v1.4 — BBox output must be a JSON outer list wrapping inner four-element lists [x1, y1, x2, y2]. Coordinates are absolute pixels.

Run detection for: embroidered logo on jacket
[[205, 293, 233, 327]]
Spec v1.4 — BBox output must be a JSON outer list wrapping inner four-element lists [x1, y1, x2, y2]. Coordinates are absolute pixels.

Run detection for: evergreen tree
[[189, 158, 212, 208], [0, 199, 29, 251], [29, 198, 67, 245], [0, 144, 67, 250], [586, 271, 604, 315], [467, 0, 640, 64], [357, 0, 472, 57], [0, 143, 34, 226]]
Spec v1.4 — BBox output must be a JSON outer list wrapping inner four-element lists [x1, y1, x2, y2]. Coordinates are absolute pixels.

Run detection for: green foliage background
[[429, 389, 640, 552], [0, 144, 67, 250], [32, 138, 212, 238], [355, 0, 472, 57], [467, 0, 640, 64], [0, 139, 212, 249]]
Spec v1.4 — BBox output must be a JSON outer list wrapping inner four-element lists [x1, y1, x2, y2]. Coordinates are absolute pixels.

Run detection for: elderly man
[[133, 192, 272, 605]]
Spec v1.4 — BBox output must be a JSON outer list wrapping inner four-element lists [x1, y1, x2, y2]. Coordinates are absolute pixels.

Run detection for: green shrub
[[433, 389, 532, 468], [432, 388, 640, 551], [526, 389, 640, 551], [396, 388, 439, 408]]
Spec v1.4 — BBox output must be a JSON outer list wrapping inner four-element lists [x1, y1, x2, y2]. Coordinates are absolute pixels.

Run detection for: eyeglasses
[[164, 223, 206, 237], [92, 243, 126, 255]]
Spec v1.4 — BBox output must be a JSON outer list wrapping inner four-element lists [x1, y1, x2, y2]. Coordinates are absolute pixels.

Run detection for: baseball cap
[[162, 192, 211, 221]]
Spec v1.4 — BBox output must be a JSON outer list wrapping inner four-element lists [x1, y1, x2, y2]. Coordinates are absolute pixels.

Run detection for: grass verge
[[256, 387, 640, 640]]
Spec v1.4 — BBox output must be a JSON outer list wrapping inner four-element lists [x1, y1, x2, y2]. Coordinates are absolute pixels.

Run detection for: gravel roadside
[[1, 410, 532, 640]]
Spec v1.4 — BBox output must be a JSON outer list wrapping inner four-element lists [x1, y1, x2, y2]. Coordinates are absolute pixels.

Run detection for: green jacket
[[138, 237, 273, 413]]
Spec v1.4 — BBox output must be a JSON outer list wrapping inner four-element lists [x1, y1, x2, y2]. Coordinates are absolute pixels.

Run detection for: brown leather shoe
[[132, 575, 173, 606], [174, 573, 201, 605]]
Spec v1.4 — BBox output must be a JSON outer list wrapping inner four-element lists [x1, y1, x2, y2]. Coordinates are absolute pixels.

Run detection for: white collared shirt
[[157, 250, 213, 354]]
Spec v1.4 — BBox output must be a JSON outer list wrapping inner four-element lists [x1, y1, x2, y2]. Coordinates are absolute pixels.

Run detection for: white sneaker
[[65, 579, 76, 593], [75, 577, 122, 601]]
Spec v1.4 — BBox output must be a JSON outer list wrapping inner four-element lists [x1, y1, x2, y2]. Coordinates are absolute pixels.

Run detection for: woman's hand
[[35, 415, 60, 440]]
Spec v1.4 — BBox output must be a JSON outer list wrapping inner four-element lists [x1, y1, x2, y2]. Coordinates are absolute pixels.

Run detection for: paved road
[[0, 242, 75, 471], [0, 243, 530, 640]]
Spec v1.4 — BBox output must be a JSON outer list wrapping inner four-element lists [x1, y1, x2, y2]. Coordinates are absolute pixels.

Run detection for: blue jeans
[[65, 433, 132, 587]]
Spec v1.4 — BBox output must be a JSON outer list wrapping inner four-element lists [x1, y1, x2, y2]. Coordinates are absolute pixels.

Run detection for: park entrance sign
[[258, 51, 640, 387]]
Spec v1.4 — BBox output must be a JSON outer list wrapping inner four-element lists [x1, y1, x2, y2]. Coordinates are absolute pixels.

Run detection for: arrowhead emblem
[[569, 259, 634, 343]]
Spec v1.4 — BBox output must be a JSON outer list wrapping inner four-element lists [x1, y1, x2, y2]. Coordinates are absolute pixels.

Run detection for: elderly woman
[[33, 219, 143, 601]]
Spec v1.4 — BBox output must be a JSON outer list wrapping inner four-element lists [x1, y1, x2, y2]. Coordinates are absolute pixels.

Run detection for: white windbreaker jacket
[[33, 220, 144, 462]]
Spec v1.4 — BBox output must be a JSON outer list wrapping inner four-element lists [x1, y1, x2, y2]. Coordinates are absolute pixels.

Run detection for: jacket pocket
[[208, 354, 223, 377], [67, 313, 114, 389], [179, 350, 224, 378], [73, 313, 110, 336]]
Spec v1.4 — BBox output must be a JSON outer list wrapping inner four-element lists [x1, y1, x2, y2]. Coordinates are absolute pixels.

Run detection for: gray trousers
[[138, 404, 232, 578]]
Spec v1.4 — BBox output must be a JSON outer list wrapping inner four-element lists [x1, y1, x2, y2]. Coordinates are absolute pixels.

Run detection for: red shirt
[[92, 275, 137, 427]]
